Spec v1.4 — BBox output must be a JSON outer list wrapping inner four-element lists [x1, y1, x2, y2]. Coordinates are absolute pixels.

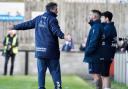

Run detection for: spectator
[[3, 30, 18, 76], [62, 33, 74, 52]]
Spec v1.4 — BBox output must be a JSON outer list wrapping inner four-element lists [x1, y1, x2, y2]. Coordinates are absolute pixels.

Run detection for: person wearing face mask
[[83, 10, 104, 89], [3, 30, 18, 76], [101, 11, 117, 89]]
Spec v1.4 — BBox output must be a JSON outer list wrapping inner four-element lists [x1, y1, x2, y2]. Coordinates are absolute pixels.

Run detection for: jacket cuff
[[61, 34, 64, 39], [60, 33, 64, 39]]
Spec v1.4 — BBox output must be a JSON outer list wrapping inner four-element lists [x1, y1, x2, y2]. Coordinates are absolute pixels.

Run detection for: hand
[[121, 48, 124, 52], [64, 35, 69, 41], [8, 45, 11, 49], [64, 33, 72, 41]]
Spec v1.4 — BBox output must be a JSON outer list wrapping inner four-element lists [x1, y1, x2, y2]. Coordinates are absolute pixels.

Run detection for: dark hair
[[91, 9, 101, 18], [102, 11, 113, 21], [46, 2, 57, 11]]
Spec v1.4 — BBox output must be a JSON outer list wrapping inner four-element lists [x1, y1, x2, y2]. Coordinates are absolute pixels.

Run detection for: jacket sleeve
[[104, 26, 111, 39], [13, 17, 37, 30], [85, 26, 102, 56], [71, 40, 74, 49], [16, 38, 19, 47], [3, 37, 6, 46], [12, 38, 18, 47], [104, 26, 117, 46], [49, 18, 64, 39]]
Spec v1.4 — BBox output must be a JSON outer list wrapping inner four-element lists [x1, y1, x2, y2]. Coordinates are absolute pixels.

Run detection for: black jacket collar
[[102, 22, 114, 26], [89, 20, 101, 26]]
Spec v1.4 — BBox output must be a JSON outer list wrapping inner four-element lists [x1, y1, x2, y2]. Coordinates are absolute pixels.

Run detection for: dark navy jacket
[[100, 22, 117, 62], [83, 20, 104, 63], [13, 11, 64, 59]]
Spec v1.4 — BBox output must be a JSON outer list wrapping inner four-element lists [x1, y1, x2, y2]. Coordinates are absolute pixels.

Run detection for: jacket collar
[[102, 22, 114, 26], [46, 11, 57, 17], [89, 20, 101, 26]]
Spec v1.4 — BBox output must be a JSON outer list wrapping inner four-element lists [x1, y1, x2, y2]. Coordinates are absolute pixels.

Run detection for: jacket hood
[[44, 11, 57, 17]]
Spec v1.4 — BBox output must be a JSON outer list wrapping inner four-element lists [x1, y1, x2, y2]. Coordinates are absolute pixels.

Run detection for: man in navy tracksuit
[[83, 10, 104, 89], [10, 2, 68, 89], [101, 11, 117, 89]]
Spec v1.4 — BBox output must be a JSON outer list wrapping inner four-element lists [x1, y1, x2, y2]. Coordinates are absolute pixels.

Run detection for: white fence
[[114, 52, 128, 85]]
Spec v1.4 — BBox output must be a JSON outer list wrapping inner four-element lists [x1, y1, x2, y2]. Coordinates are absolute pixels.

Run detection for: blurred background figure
[[117, 37, 128, 52], [62, 33, 74, 52], [2, 30, 18, 76], [79, 37, 87, 52]]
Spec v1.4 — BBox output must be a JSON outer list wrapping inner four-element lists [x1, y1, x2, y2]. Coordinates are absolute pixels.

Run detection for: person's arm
[[12, 16, 38, 30], [16, 38, 19, 47], [85, 26, 102, 56], [3, 37, 6, 46], [105, 26, 117, 49], [71, 40, 74, 49], [104, 26, 111, 39], [49, 18, 65, 39], [13, 38, 18, 47], [11, 36, 18, 48]]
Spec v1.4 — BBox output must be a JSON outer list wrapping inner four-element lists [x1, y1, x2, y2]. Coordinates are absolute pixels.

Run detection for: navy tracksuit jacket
[[13, 11, 64, 59], [84, 20, 117, 63], [13, 11, 64, 89]]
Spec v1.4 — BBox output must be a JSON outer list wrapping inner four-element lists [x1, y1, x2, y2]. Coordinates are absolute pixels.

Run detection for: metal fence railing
[[0, 49, 35, 75], [114, 52, 128, 85]]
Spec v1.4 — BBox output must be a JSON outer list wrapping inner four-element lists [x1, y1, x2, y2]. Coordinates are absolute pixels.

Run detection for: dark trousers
[[37, 58, 62, 89], [4, 54, 15, 75]]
